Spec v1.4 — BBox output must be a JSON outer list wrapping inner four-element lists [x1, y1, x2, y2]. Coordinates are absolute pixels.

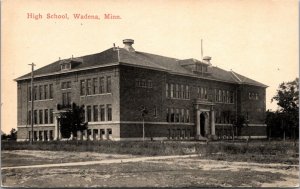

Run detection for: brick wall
[[17, 66, 121, 140]]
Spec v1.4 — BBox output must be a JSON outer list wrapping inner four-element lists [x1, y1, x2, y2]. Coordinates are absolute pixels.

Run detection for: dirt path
[[1, 154, 199, 170], [2, 151, 299, 187]]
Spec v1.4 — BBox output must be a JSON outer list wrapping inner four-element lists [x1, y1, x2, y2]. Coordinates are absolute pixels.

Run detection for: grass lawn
[[2, 140, 299, 164]]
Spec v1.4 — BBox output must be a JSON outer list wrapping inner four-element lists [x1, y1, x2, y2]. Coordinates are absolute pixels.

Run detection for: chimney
[[203, 56, 212, 64], [123, 39, 135, 52]]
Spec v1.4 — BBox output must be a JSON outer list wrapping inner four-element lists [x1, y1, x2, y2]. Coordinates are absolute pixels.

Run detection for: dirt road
[[1, 150, 299, 187]]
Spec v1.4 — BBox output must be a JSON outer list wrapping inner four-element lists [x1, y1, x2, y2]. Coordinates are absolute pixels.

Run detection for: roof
[[16, 47, 267, 88]]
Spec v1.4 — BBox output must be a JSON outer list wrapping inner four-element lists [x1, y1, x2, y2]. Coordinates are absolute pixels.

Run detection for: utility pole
[[28, 63, 35, 144]]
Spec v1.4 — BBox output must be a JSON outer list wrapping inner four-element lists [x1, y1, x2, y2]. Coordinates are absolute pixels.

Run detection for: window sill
[[214, 102, 235, 105], [29, 99, 54, 102], [166, 97, 190, 100], [80, 93, 112, 97]]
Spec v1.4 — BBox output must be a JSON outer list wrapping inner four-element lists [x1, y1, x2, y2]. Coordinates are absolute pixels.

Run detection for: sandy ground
[[1, 150, 299, 187]]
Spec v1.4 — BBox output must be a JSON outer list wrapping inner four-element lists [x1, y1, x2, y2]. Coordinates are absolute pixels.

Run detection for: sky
[[1, 0, 298, 134]]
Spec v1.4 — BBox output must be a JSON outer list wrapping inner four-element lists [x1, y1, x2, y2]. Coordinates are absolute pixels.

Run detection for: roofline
[[15, 60, 268, 88], [120, 63, 267, 87], [230, 70, 242, 82], [230, 70, 268, 88], [15, 62, 120, 81]]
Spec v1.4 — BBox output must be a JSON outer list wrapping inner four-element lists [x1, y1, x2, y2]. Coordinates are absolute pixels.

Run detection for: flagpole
[[201, 39, 203, 60]]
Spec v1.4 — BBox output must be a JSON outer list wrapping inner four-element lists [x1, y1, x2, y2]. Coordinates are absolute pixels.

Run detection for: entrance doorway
[[200, 113, 206, 136]]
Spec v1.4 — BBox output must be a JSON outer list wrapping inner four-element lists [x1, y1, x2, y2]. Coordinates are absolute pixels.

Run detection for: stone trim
[[248, 124, 267, 127], [18, 124, 55, 128], [237, 136, 267, 139], [89, 121, 194, 125]]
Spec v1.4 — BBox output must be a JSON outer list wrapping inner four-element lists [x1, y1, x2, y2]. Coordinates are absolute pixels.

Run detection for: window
[[175, 109, 179, 122], [204, 88, 207, 99], [181, 85, 184, 99], [44, 85, 48, 99], [49, 109, 53, 124], [62, 92, 71, 106], [49, 130, 53, 140], [87, 79, 92, 95], [226, 91, 230, 103], [61, 63, 71, 70], [186, 109, 190, 123], [186, 85, 190, 99], [34, 86, 37, 100], [39, 131, 42, 141], [135, 79, 140, 87], [107, 104, 112, 121], [34, 131, 37, 141], [99, 77, 104, 93], [218, 90, 222, 102], [181, 109, 185, 123], [200, 87, 204, 99], [34, 110, 37, 124], [28, 111, 31, 124], [87, 106, 92, 122], [49, 84, 53, 99], [175, 84, 179, 98], [61, 81, 71, 89], [178, 85, 182, 99], [141, 79, 146, 88], [153, 106, 157, 117], [93, 105, 98, 121], [28, 87, 32, 101], [230, 92, 234, 103], [80, 80, 85, 95], [215, 89, 218, 102], [93, 78, 98, 94], [170, 108, 174, 122], [223, 90, 226, 102], [148, 80, 152, 88], [166, 108, 169, 122], [166, 83, 169, 98], [44, 130, 48, 141], [39, 86, 43, 100], [100, 105, 105, 121], [170, 84, 174, 98], [44, 109, 48, 124], [173, 84, 176, 98], [107, 76, 111, 93]]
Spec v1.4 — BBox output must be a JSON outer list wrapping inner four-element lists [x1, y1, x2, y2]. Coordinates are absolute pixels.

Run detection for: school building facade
[[15, 39, 268, 141]]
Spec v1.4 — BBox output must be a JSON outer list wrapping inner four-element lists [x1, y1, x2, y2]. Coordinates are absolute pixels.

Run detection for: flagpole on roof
[[201, 39, 203, 60]]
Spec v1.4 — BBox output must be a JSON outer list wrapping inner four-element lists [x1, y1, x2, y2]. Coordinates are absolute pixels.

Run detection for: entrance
[[200, 113, 206, 136]]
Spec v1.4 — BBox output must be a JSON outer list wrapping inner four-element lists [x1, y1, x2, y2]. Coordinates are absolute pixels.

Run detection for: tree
[[233, 114, 246, 137], [59, 103, 87, 139], [271, 78, 299, 140], [9, 128, 17, 140], [1, 128, 17, 141]]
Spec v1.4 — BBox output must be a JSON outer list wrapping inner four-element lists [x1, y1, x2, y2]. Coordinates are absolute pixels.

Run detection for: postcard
[[1, 0, 299, 188]]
